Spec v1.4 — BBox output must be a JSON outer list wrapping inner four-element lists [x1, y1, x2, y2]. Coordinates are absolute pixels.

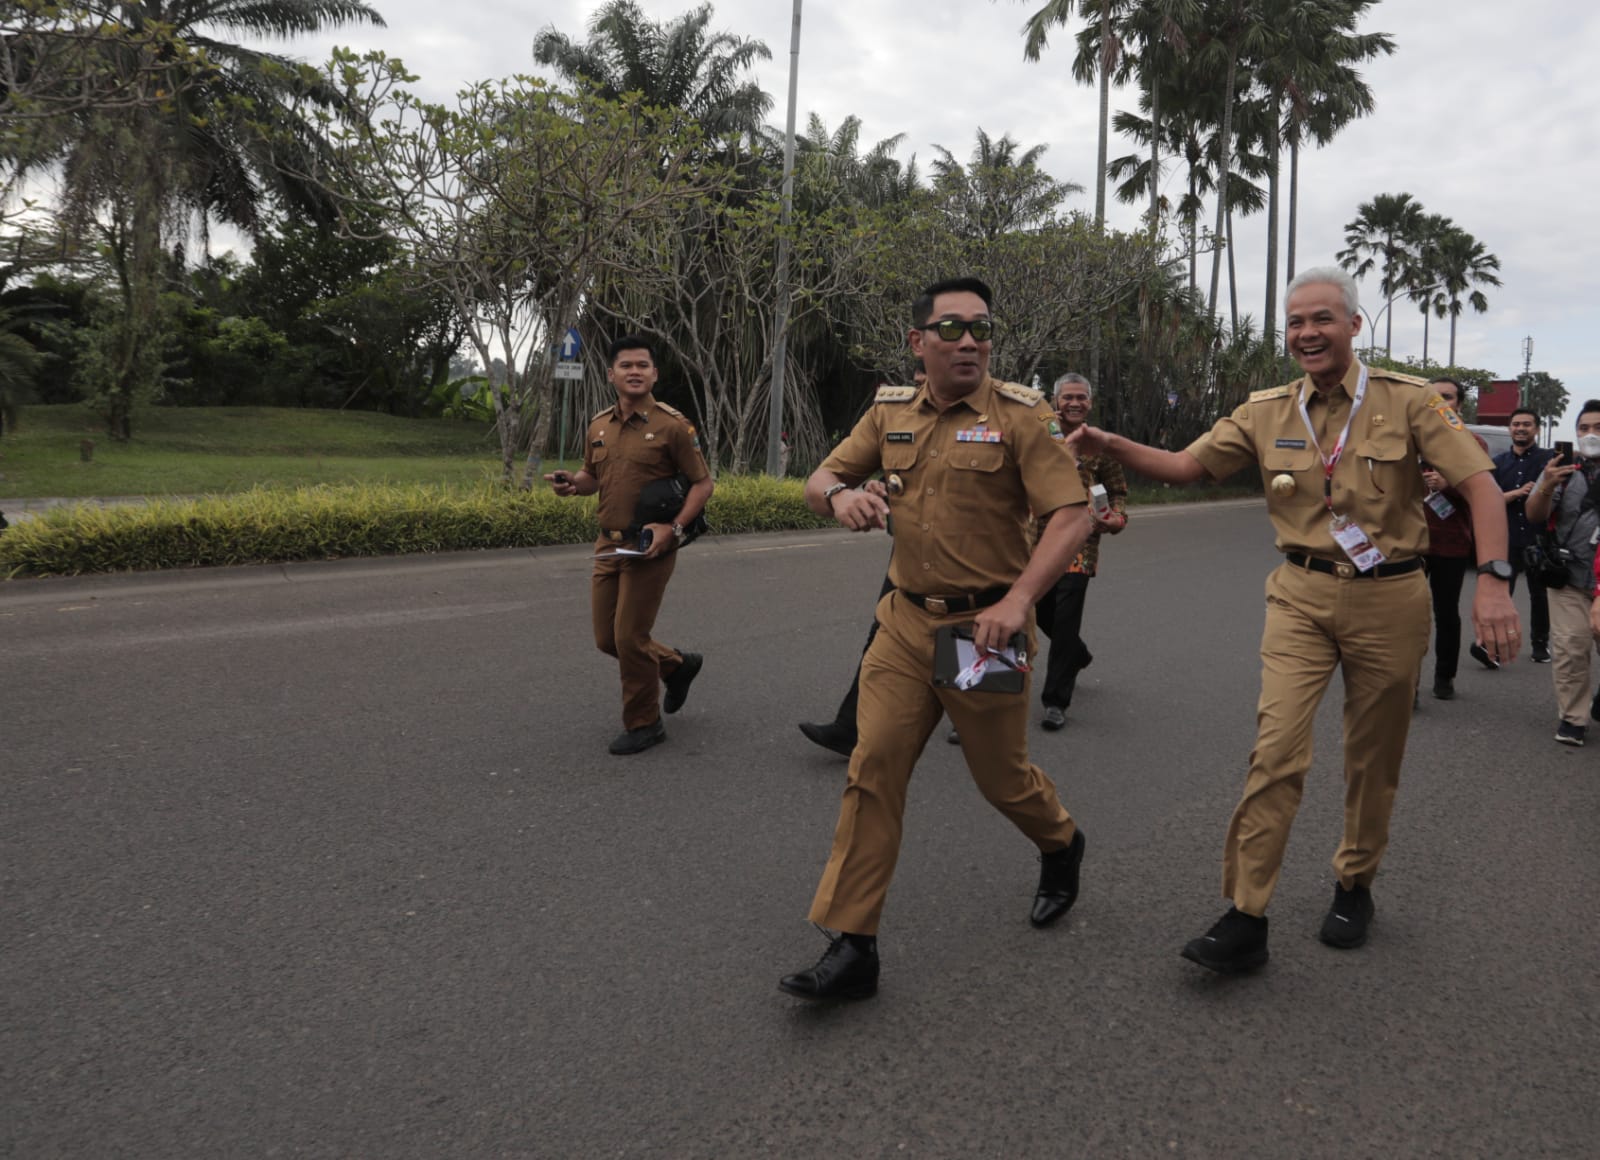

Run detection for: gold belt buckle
[[925, 596, 949, 615], [1335, 561, 1356, 579], [607, 530, 623, 543]]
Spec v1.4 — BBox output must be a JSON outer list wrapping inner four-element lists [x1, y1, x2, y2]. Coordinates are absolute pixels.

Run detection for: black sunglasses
[[920, 318, 994, 342]]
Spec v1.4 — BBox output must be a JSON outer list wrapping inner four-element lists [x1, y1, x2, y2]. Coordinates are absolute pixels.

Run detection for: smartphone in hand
[[1555, 441, 1574, 461]]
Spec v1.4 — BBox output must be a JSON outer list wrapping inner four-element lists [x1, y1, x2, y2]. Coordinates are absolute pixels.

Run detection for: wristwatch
[[671, 522, 686, 545], [1476, 559, 1514, 581], [822, 483, 849, 504]]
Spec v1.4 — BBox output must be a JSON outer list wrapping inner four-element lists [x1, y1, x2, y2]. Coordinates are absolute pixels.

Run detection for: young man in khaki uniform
[[1069, 267, 1520, 973], [779, 277, 1094, 1002], [544, 334, 714, 756]]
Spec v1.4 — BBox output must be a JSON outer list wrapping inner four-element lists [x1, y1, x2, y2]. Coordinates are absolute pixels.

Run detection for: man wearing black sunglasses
[[779, 276, 1094, 1002]]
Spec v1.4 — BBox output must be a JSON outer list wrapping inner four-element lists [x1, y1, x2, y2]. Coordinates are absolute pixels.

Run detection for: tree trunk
[[1263, 87, 1282, 344], [1449, 300, 1458, 365], [1148, 74, 1161, 235], [1421, 306, 1431, 365], [1206, 44, 1238, 319], [1226, 199, 1239, 334]]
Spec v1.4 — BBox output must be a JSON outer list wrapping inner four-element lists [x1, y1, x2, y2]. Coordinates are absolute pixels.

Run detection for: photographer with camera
[[1524, 399, 1600, 746]]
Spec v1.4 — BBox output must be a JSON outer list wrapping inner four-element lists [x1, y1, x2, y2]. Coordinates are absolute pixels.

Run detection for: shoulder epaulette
[[653, 401, 689, 421], [590, 405, 616, 421], [874, 385, 917, 403], [994, 381, 1044, 406], [1248, 385, 1296, 403], [1371, 368, 1431, 388]]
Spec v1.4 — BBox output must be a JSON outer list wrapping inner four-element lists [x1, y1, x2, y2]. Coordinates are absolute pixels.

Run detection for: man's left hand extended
[[641, 522, 675, 558], [972, 593, 1031, 656], [1472, 582, 1520, 664], [1093, 510, 1127, 534]]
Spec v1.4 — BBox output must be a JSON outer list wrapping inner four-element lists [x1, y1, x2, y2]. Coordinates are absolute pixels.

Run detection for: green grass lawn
[[0, 405, 549, 498]]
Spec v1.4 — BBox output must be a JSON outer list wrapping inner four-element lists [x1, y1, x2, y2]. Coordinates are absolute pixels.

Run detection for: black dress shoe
[[1030, 828, 1086, 927], [663, 652, 703, 714], [1181, 907, 1269, 973], [1432, 679, 1455, 700], [1319, 883, 1374, 949], [778, 933, 879, 1001], [798, 720, 856, 758], [608, 719, 666, 755]]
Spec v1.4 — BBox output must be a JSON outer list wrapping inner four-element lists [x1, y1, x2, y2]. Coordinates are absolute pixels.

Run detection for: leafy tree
[[1338, 190, 1426, 357], [0, 303, 44, 433], [1519, 371, 1566, 428], [929, 128, 1082, 241], [792, 113, 917, 214]]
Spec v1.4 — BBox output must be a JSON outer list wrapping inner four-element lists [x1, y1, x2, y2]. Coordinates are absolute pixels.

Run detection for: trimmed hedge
[[0, 476, 835, 578]]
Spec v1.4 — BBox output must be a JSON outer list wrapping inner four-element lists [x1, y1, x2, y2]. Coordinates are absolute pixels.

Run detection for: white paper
[[952, 637, 1024, 690]]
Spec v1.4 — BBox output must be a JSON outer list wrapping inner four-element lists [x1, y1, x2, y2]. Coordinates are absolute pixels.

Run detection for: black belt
[[900, 586, 1010, 615], [1285, 552, 1423, 579]]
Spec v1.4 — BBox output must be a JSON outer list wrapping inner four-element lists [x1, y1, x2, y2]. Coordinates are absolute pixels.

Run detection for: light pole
[[764, 1, 802, 478]]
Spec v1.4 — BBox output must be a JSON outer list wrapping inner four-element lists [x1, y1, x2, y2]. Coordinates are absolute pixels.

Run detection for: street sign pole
[[764, 0, 802, 477]]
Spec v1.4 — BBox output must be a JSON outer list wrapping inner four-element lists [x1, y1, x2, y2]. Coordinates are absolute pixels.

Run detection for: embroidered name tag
[[1275, 439, 1308, 449], [956, 427, 1003, 444], [886, 431, 914, 443]]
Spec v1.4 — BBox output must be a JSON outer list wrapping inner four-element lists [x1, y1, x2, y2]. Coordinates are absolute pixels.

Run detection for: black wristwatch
[[1476, 559, 1514, 581]]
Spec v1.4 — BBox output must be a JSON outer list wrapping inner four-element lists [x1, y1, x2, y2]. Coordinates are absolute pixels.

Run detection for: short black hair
[[1579, 399, 1600, 420], [1429, 376, 1465, 396], [1509, 406, 1539, 424], [607, 333, 657, 365], [912, 277, 994, 327]]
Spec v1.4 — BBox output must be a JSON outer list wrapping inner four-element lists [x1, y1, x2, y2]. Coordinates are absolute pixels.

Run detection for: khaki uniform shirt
[[821, 376, 1088, 594], [1186, 362, 1492, 561], [582, 396, 711, 532]]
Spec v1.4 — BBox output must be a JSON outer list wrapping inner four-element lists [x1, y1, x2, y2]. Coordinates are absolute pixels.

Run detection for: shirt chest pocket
[[621, 438, 671, 466], [1353, 430, 1411, 494], [881, 442, 921, 473], [947, 444, 1007, 497], [1261, 446, 1317, 475]]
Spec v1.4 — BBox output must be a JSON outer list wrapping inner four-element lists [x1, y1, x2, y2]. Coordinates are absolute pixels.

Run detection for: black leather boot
[[778, 933, 879, 1001], [1030, 829, 1086, 927]]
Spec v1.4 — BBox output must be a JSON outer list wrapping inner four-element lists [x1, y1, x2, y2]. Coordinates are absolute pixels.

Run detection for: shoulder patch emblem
[[875, 385, 917, 403], [995, 381, 1044, 406], [1047, 419, 1065, 442], [1248, 385, 1295, 403], [1424, 393, 1465, 430]]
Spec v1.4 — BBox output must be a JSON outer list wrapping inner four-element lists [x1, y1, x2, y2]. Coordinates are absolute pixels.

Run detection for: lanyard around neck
[[1298, 362, 1369, 512]]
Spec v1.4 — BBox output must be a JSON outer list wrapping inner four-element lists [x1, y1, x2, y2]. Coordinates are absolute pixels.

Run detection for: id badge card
[[1330, 515, 1386, 572], [1425, 491, 1456, 520]]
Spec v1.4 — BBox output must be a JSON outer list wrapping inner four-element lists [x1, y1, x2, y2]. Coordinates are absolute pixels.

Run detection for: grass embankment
[[0, 405, 505, 498], [0, 405, 1256, 577]]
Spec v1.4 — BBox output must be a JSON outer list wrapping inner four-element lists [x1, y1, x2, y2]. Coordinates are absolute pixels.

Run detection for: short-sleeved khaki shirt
[[1185, 361, 1492, 560], [582, 396, 711, 532], [821, 376, 1088, 594]]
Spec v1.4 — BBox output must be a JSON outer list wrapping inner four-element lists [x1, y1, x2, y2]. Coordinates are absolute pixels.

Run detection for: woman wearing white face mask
[[1526, 400, 1600, 745]]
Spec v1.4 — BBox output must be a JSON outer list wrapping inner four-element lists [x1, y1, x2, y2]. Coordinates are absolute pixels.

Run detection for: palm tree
[[533, 1, 772, 142], [1338, 191, 1426, 357], [1021, 0, 1122, 228], [792, 113, 915, 214], [1431, 225, 1501, 365], [15, 0, 385, 437], [929, 129, 1082, 241], [1254, 0, 1393, 342], [1404, 212, 1452, 365]]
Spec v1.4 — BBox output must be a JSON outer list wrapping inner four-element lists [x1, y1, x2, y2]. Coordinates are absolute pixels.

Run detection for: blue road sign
[[559, 328, 582, 362]]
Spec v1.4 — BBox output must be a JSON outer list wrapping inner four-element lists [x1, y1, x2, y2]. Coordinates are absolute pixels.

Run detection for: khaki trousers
[[591, 542, 682, 730], [808, 590, 1078, 935], [1222, 563, 1430, 916], [1546, 584, 1595, 726]]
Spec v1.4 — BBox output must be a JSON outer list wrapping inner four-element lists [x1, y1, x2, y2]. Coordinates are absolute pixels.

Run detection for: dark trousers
[[1424, 555, 1470, 682], [1509, 558, 1551, 647], [1035, 572, 1092, 709], [830, 574, 899, 727]]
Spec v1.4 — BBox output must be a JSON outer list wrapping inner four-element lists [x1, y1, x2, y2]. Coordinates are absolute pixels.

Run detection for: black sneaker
[[778, 933, 879, 1001], [662, 652, 703, 714], [1532, 642, 1552, 663], [1181, 907, 1269, 974], [1319, 883, 1375, 949], [608, 719, 666, 755], [946, 727, 961, 745], [798, 720, 855, 758], [1469, 642, 1500, 671], [1041, 706, 1066, 731], [1556, 721, 1586, 747], [1432, 679, 1455, 700]]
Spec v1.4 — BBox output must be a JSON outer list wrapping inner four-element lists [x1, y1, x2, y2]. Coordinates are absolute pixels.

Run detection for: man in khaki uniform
[[779, 277, 1094, 1002], [544, 334, 713, 756], [1069, 267, 1520, 973]]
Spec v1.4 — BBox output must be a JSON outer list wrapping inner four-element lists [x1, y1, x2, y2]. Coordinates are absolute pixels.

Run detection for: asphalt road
[[5, 501, 1597, 1158]]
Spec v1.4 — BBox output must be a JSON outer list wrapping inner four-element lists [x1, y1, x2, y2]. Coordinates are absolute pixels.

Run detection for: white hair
[[1053, 372, 1092, 400], [1287, 266, 1360, 316]]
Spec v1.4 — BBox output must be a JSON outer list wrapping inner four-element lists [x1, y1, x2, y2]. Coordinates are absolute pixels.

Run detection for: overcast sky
[[270, 0, 1597, 419]]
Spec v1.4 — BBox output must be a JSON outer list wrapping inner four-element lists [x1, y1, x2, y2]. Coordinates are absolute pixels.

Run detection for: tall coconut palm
[[1338, 191, 1426, 358], [1255, 0, 1392, 342], [1431, 225, 1501, 366], [1404, 212, 1452, 365], [792, 113, 915, 214], [533, 1, 771, 143], [1021, 0, 1122, 228]]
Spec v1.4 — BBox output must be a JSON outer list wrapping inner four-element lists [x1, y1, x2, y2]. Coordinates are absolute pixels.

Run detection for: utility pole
[[764, 0, 802, 477]]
